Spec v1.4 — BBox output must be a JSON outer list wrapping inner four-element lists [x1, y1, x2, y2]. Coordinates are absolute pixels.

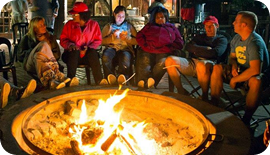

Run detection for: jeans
[[102, 48, 132, 79], [62, 48, 103, 85], [136, 48, 169, 86]]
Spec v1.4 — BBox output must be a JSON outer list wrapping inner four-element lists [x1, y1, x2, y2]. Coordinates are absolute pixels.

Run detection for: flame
[[69, 89, 157, 154]]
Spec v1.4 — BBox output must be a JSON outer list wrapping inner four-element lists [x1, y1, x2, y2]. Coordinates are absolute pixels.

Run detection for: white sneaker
[[0, 83, 11, 108], [117, 74, 126, 85], [108, 74, 117, 85], [50, 80, 66, 90], [147, 78, 155, 88], [20, 79, 36, 99], [100, 79, 108, 85], [70, 77, 79, 87], [137, 80, 144, 88]]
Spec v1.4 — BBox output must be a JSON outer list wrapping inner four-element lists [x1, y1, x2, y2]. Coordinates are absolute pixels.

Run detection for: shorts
[[173, 57, 216, 77]]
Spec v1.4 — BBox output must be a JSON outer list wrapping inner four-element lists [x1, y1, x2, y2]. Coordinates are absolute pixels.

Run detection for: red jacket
[[60, 19, 102, 50], [136, 23, 184, 54]]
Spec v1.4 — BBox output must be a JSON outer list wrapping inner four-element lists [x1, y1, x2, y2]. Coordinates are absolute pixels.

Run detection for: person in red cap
[[60, 2, 103, 85], [165, 15, 228, 101]]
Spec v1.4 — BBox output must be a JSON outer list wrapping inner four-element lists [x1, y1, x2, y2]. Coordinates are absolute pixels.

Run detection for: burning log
[[70, 140, 82, 155], [117, 125, 143, 155], [81, 127, 103, 145], [101, 129, 117, 152]]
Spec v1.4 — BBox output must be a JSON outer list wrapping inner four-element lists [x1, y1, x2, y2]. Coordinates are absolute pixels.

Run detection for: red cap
[[203, 16, 219, 25], [68, 2, 89, 14]]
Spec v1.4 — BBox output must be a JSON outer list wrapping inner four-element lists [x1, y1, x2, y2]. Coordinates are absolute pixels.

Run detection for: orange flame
[[69, 89, 157, 154]]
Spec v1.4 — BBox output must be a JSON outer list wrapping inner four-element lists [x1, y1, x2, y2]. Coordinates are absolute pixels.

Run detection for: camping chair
[[12, 22, 29, 62], [0, 37, 17, 86]]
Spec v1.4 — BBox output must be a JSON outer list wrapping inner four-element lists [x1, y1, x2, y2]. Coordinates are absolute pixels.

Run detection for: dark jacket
[[136, 23, 184, 54], [185, 33, 228, 62]]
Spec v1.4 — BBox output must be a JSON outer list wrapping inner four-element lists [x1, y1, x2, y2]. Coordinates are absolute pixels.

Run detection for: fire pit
[[14, 89, 216, 155]]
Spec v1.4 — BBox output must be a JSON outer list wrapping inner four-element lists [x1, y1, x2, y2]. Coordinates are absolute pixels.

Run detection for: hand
[[53, 13, 58, 18], [113, 29, 120, 38], [229, 77, 237, 89], [68, 45, 79, 51], [231, 67, 239, 77], [119, 31, 128, 40]]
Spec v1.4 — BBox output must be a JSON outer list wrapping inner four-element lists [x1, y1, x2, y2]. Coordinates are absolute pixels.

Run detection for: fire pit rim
[[20, 89, 215, 155]]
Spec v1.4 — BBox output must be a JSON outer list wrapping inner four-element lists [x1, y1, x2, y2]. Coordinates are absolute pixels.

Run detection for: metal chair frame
[[0, 37, 17, 86]]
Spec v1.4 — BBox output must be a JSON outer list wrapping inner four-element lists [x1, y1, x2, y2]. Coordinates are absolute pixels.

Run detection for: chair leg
[[223, 89, 242, 118], [85, 67, 91, 85], [168, 75, 174, 92], [3, 72, 8, 80], [11, 67, 17, 86]]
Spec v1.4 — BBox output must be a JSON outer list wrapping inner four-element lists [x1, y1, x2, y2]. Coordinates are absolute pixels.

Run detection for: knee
[[165, 56, 177, 67], [248, 77, 261, 90], [196, 62, 207, 75], [212, 65, 223, 77], [102, 55, 110, 63]]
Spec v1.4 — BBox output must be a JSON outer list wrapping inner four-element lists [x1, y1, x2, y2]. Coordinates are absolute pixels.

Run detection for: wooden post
[[54, 0, 67, 39]]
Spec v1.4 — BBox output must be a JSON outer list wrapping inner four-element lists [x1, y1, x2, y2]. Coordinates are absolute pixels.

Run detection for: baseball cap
[[203, 16, 219, 25], [68, 2, 89, 14]]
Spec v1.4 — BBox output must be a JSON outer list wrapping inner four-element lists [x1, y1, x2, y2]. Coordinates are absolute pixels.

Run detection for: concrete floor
[[1, 39, 270, 154]]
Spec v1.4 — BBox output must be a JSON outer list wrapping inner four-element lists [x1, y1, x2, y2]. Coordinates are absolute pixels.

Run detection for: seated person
[[211, 11, 270, 125], [136, 6, 184, 88], [101, 5, 137, 85], [0, 77, 36, 109], [17, 16, 78, 90], [165, 16, 228, 100], [60, 2, 103, 85]]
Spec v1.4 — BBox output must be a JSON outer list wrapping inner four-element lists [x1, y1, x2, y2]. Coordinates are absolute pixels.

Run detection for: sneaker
[[147, 78, 155, 88], [0, 83, 11, 108], [117, 74, 126, 85], [20, 79, 37, 99], [60, 77, 71, 84], [69, 77, 79, 87], [50, 80, 66, 90], [108, 74, 117, 85], [100, 79, 108, 85], [138, 80, 144, 88]]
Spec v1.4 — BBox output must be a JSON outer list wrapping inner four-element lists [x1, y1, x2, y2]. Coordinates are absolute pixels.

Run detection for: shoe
[[0, 83, 11, 108], [100, 79, 108, 85], [19, 79, 37, 99], [138, 80, 144, 88], [117, 74, 126, 85], [108, 74, 117, 85], [69, 77, 79, 87], [60, 77, 71, 84], [50, 80, 66, 90], [147, 78, 155, 88]]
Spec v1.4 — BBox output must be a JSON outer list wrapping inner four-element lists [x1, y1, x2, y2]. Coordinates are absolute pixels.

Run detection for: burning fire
[[69, 89, 157, 154]]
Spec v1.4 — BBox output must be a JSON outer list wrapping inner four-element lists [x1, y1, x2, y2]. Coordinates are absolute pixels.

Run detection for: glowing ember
[[69, 89, 157, 154]]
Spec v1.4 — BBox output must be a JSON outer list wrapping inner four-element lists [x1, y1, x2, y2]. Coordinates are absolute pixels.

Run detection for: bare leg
[[196, 62, 212, 101], [210, 64, 224, 104], [165, 56, 186, 94], [242, 77, 262, 125]]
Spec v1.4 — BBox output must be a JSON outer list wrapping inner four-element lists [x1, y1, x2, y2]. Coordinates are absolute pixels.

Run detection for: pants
[[102, 48, 132, 79], [25, 41, 63, 87], [62, 48, 103, 85], [136, 48, 169, 86]]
